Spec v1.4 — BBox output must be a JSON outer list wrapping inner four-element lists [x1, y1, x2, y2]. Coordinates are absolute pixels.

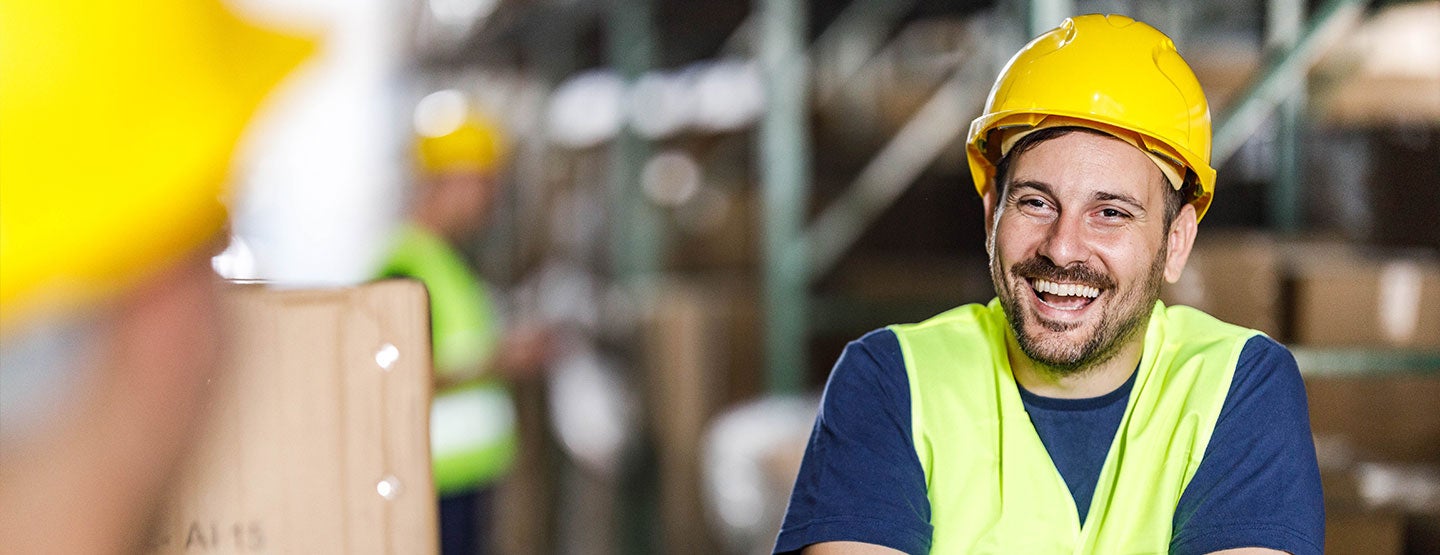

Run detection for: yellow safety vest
[[890, 299, 1258, 554], [380, 225, 517, 496]]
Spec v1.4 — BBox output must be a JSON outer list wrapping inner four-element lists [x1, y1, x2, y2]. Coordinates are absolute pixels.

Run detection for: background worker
[[380, 102, 549, 555], [0, 1, 310, 553], [775, 14, 1323, 555]]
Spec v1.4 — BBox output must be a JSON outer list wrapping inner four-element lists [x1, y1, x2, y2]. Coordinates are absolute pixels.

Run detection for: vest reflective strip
[[431, 382, 518, 496], [892, 299, 1257, 554]]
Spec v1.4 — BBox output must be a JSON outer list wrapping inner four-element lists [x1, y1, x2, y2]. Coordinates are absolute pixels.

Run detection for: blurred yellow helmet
[[966, 14, 1216, 221], [0, 0, 313, 321], [416, 108, 509, 175]]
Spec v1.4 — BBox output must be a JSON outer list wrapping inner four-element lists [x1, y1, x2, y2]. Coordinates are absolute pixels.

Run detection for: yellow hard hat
[[966, 14, 1216, 221], [0, 0, 313, 321], [416, 111, 509, 175]]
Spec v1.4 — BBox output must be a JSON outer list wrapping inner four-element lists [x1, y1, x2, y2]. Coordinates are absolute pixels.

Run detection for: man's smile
[[1028, 277, 1102, 311]]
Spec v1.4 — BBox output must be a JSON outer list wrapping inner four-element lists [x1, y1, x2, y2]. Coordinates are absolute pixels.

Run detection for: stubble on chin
[[992, 250, 1166, 376]]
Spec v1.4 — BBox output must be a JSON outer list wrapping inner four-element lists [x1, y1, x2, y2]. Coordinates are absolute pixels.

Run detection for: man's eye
[[1099, 208, 1128, 219]]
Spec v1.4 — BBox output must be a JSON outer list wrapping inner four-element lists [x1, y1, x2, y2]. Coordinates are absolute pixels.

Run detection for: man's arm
[[1170, 335, 1325, 555], [433, 324, 551, 390], [774, 329, 932, 555], [803, 541, 907, 554]]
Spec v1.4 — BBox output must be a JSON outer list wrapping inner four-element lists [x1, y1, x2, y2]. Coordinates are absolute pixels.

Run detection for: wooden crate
[[146, 280, 436, 554]]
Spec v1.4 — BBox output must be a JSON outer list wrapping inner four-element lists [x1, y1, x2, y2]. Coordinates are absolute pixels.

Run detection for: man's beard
[[992, 243, 1167, 376]]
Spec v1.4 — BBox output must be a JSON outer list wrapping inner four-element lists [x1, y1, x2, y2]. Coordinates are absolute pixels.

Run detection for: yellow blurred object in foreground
[[0, 0, 314, 322]]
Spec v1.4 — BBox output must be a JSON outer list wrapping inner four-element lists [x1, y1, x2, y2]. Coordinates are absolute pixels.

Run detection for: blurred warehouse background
[[378, 0, 1440, 552], [4, 0, 1439, 553]]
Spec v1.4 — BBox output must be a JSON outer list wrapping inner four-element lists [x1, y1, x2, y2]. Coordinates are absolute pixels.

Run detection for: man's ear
[[1163, 203, 1198, 284], [982, 186, 999, 244]]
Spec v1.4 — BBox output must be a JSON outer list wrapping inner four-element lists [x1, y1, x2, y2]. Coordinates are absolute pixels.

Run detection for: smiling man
[[774, 14, 1323, 555]]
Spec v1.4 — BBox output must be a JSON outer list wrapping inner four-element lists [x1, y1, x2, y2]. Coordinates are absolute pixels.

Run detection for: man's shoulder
[[1157, 304, 1293, 373], [1171, 335, 1321, 555], [1162, 303, 1267, 342], [1232, 334, 1301, 387], [1174, 307, 1296, 358], [843, 328, 906, 374]]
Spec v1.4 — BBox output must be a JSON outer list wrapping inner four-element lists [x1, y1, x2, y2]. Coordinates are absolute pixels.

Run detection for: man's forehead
[[1001, 124, 1185, 192], [1008, 132, 1168, 202]]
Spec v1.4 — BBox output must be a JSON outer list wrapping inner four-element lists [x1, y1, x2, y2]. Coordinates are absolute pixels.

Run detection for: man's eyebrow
[[1006, 180, 1053, 197], [1094, 191, 1145, 211], [1008, 181, 1148, 211]]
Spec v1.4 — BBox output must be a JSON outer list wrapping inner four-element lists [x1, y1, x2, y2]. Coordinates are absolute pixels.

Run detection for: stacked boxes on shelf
[[1165, 231, 1439, 553]]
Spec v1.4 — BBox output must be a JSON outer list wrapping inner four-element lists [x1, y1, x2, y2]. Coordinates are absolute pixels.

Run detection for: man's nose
[[1037, 213, 1091, 268]]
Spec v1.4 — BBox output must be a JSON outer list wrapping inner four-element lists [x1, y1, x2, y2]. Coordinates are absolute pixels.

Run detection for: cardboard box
[[1306, 375, 1440, 465], [1286, 246, 1440, 348], [1327, 510, 1406, 555], [145, 280, 436, 554], [1162, 230, 1284, 339], [670, 188, 759, 272], [1310, 372, 1440, 553], [640, 279, 737, 555]]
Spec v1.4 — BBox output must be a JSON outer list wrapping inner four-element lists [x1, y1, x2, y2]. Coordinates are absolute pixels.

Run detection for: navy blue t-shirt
[[774, 329, 1324, 555]]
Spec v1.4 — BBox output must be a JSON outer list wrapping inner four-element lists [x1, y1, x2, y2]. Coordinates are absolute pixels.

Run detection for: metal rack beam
[[1212, 0, 1366, 167], [607, 3, 662, 553], [608, 0, 663, 284], [759, 0, 812, 395], [812, 0, 920, 104], [805, 59, 991, 281], [1293, 348, 1440, 376], [1025, 0, 1074, 37], [1267, 0, 1308, 232]]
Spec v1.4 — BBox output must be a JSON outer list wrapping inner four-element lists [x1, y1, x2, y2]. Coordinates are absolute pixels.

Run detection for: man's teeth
[[1033, 279, 1100, 299]]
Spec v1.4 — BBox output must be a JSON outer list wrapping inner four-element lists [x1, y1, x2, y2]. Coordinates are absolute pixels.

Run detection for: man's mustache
[[1010, 257, 1116, 290]]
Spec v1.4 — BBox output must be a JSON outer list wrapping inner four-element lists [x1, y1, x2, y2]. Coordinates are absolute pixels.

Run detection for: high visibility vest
[[890, 299, 1258, 554], [380, 225, 516, 496]]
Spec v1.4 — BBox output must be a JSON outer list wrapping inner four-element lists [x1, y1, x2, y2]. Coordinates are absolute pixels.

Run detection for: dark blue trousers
[[439, 487, 494, 555]]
